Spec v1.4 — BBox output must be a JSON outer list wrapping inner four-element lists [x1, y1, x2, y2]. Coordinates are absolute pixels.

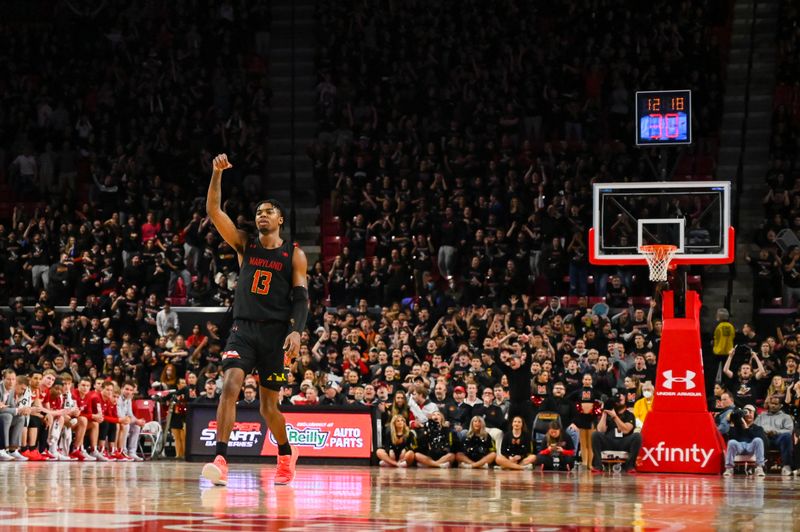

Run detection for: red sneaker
[[274, 446, 299, 485], [590, 467, 603, 474], [202, 455, 228, 486], [113, 451, 131, 462], [69, 450, 85, 461], [21, 450, 34, 460], [40, 450, 56, 461], [29, 450, 45, 461]]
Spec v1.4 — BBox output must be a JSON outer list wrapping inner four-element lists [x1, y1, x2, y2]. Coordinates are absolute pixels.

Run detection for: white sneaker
[[378, 460, 389, 467], [126, 452, 144, 462], [438, 462, 451, 469], [10, 450, 28, 461], [754, 466, 766, 477], [56, 451, 76, 461], [80, 449, 96, 462], [91, 450, 109, 462], [397, 460, 407, 468], [0, 450, 14, 461], [478, 463, 489, 469], [522, 464, 534, 470], [723, 467, 733, 477], [782, 465, 792, 476], [459, 463, 473, 469]]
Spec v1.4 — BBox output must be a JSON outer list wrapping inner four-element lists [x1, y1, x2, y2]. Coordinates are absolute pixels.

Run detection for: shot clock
[[635, 90, 692, 146]]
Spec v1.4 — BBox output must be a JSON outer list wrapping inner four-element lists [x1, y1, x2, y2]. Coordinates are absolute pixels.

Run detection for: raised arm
[[206, 154, 247, 257]]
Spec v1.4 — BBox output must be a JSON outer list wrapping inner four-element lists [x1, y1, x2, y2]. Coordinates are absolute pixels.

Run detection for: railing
[[724, 0, 759, 310]]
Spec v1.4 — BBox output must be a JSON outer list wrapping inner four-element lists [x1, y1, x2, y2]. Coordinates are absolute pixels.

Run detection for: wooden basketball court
[[0, 462, 794, 530]]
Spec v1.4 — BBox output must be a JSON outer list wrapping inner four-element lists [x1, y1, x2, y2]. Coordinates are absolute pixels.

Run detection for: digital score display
[[635, 90, 692, 146]]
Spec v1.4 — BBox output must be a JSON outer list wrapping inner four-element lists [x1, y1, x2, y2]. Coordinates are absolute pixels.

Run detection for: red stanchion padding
[[636, 290, 725, 474]]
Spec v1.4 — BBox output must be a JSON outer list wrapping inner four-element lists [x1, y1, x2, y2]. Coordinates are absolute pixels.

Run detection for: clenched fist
[[213, 154, 233, 172]]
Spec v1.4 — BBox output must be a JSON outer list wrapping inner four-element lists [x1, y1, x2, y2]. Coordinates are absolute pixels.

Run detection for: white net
[[640, 245, 677, 282]]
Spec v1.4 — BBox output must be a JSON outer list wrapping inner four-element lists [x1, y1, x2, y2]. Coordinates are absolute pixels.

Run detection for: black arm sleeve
[[289, 286, 309, 333]]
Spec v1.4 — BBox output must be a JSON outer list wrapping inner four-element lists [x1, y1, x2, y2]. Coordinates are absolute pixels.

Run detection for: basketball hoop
[[639, 244, 678, 282]]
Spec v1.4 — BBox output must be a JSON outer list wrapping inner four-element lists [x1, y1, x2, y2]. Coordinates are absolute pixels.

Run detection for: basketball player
[[201, 153, 308, 486]]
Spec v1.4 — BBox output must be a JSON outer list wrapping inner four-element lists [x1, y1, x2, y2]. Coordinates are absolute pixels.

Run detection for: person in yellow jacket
[[633, 381, 654, 430], [711, 308, 736, 383]]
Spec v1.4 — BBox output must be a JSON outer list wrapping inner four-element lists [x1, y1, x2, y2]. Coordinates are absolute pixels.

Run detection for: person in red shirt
[[97, 381, 131, 461], [141, 211, 162, 243], [74, 377, 103, 461], [35, 370, 57, 459]]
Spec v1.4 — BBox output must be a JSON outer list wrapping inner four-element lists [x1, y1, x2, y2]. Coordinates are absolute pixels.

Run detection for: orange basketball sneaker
[[274, 447, 299, 485], [202, 455, 228, 486]]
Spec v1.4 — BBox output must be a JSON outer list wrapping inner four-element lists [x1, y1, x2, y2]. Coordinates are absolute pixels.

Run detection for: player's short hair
[[255, 199, 286, 226]]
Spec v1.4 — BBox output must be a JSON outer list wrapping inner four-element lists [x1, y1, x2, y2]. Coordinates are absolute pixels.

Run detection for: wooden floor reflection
[[1, 462, 799, 531]]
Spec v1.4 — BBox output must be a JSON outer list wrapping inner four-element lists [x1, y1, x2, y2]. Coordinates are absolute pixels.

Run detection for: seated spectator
[[590, 393, 641, 474], [533, 421, 576, 471], [238, 385, 259, 407], [495, 415, 537, 471], [633, 381, 655, 429], [454, 416, 497, 469], [715, 392, 737, 435], [413, 410, 455, 469], [97, 381, 131, 461], [444, 385, 472, 441], [320, 382, 343, 405], [116, 380, 145, 461], [723, 405, 767, 477], [194, 379, 219, 404], [539, 381, 578, 450], [408, 384, 439, 429], [0, 369, 34, 461], [753, 395, 794, 476], [376, 415, 415, 468], [471, 387, 507, 449]]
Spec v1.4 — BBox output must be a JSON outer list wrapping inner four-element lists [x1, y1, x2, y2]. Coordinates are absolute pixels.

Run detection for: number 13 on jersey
[[250, 269, 272, 295]]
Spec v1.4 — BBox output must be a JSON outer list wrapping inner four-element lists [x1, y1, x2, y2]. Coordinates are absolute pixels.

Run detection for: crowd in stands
[[757, 1, 800, 310], [0, 0, 273, 461], [310, 0, 729, 307]]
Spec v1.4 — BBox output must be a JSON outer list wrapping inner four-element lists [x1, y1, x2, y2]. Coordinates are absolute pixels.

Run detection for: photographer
[[590, 392, 641, 474], [723, 404, 766, 477]]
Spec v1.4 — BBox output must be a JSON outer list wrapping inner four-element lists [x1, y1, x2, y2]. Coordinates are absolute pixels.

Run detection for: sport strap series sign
[[186, 404, 375, 460]]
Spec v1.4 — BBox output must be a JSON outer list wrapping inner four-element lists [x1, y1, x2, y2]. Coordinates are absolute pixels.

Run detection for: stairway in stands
[[703, 0, 778, 326], [268, 0, 320, 264]]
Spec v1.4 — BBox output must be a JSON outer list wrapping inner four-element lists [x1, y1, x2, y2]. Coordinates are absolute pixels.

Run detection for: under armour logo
[[662, 370, 696, 390]]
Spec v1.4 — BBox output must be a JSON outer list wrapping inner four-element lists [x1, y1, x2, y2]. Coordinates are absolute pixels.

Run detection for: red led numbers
[[250, 269, 273, 295]]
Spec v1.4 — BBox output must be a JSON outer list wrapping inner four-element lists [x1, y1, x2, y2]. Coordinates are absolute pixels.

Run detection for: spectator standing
[[156, 302, 180, 337]]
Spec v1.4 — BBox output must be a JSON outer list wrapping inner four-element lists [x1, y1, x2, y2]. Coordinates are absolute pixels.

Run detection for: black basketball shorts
[[221, 319, 289, 391]]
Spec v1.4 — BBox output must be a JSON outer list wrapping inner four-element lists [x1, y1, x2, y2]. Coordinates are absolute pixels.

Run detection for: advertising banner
[[186, 404, 374, 460]]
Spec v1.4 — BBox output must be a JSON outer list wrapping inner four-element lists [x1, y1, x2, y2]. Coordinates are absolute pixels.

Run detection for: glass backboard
[[588, 181, 734, 266]]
